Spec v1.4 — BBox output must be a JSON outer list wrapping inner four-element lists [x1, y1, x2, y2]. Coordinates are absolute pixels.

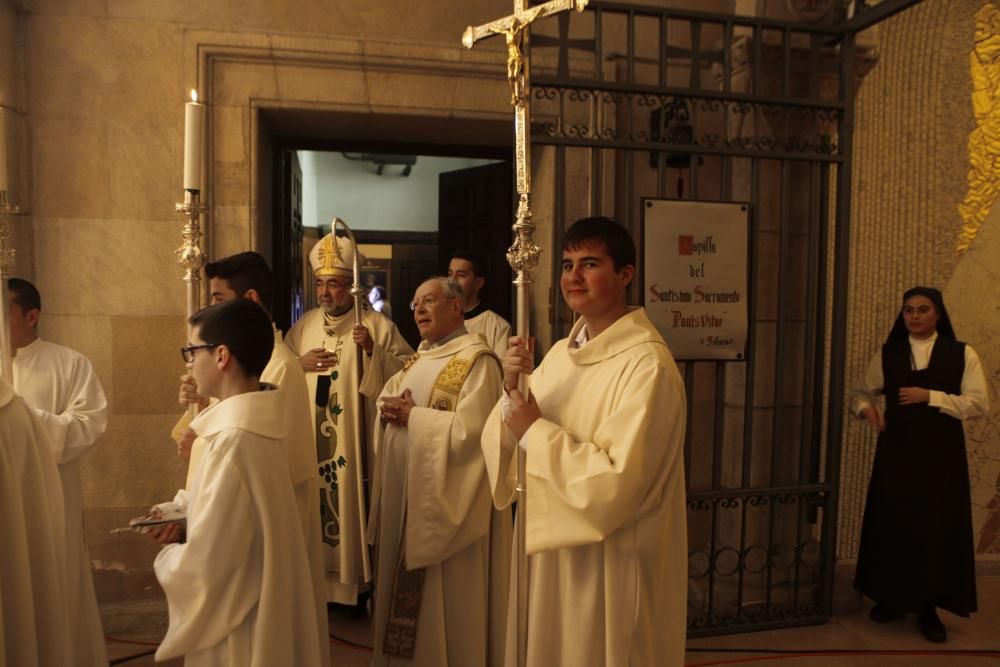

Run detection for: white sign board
[[641, 198, 748, 361]]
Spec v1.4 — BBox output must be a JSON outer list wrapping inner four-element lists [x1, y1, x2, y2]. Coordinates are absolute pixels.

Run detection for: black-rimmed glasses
[[180, 343, 219, 363]]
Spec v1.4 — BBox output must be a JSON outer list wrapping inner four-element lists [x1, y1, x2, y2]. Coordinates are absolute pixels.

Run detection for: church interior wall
[[8, 0, 1000, 636], [1, 1, 32, 279], [4, 0, 532, 628], [840, 0, 1000, 566]]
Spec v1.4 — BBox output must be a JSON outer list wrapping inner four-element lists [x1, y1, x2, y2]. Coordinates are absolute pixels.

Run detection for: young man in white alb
[[447, 250, 511, 357], [151, 299, 322, 667], [483, 217, 688, 666]]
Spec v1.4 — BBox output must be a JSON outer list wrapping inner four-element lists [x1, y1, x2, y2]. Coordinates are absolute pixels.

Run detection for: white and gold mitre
[[309, 232, 359, 278]]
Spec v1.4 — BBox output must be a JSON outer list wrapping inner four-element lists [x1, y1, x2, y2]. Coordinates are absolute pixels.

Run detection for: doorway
[[270, 131, 513, 349]]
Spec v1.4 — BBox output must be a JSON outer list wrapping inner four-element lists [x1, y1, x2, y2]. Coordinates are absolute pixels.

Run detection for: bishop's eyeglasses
[[180, 343, 219, 363]]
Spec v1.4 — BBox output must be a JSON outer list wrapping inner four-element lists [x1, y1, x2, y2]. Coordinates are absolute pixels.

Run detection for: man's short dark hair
[[8, 278, 41, 313], [562, 217, 637, 272], [204, 252, 274, 314], [449, 249, 485, 278], [189, 299, 273, 378]]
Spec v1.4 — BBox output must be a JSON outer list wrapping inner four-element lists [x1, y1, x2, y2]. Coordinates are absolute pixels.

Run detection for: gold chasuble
[[287, 304, 413, 604], [370, 332, 511, 666], [483, 308, 688, 667]]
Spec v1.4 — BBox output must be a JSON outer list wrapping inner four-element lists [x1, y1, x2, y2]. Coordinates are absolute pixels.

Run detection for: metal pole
[[821, 30, 856, 617], [330, 216, 378, 607], [461, 4, 589, 662], [510, 195, 537, 667], [331, 217, 371, 513]]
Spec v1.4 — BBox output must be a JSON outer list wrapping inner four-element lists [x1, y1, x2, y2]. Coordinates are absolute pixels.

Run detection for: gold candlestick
[[175, 190, 208, 417]]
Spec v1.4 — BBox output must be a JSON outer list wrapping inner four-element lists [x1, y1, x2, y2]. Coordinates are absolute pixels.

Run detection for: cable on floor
[[685, 648, 1000, 666]]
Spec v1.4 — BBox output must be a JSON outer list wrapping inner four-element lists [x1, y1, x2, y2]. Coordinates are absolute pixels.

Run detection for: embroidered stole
[[381, 347, 500, 659]]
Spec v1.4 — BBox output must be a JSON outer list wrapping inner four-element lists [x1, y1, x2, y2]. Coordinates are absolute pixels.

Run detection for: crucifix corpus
[[462, 1, 588, 665]]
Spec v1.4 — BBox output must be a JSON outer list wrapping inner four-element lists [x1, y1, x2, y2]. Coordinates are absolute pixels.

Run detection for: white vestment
[[370, 332, 511, 666], [154, 389, 322, 667], [483, 308, 688, 667], [287, 305, 413, 603], [0, 379, 71, 667], [176, 327, 330, 664], [465, 307, 511, 357], [12, 337, 108, 667]]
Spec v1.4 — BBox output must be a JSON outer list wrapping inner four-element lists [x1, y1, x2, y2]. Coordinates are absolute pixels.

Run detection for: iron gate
[[527, 1, 868, 637]]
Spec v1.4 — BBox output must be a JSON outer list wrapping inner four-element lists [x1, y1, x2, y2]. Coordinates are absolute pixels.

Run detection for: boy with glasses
[[172, 251, 329, 664], [151, 299, 322, 666]]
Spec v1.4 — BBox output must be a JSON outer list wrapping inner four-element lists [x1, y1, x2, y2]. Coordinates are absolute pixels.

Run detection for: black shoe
[[869, 604, 904, 623], [917, 608, 947, 643]]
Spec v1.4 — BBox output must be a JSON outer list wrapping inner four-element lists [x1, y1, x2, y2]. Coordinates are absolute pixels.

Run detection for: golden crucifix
[[462, 2, 588, 665]]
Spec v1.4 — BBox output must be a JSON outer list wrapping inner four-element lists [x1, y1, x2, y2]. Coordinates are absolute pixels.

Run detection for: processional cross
[[461, 1, 588, 665]]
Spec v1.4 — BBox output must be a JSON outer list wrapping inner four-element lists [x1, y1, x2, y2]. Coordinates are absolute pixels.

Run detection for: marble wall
[[1, 1, 31, 277], [6, 0, 546, 626]]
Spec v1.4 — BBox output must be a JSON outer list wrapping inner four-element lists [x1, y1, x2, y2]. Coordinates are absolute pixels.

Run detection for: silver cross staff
[[462, 2, 588, 665]]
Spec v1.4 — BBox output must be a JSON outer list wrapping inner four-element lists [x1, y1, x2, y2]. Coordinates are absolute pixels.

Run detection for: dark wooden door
[[274, 150, 304, 332], [437, 161, 515, 322], [391, 242, 438, 349]]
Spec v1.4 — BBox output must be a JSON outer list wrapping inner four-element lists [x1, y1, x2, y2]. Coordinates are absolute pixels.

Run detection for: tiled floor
[[106, 577, 1000, 666]]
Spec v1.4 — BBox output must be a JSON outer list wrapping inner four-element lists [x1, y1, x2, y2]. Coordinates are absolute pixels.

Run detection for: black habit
[[854, 335, 978, 616]]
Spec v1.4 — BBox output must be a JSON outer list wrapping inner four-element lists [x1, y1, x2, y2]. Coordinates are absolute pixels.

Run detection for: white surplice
[[154, 388, 322, 667], [178, 327, 330, 664], [465, 308, 512, 357], [483, 308, 688, 667], [287, 305, 413, 603], [370, 332, 511, 666], [0, 379, 71, 667], [12, 337, 108, 667]]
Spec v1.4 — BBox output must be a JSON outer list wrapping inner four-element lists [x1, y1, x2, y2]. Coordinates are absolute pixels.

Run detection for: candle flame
[[190, 89, 199, 103]]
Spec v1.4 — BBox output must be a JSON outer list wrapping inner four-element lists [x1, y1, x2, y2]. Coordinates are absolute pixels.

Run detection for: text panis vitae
[[649, 234, 741, 339]]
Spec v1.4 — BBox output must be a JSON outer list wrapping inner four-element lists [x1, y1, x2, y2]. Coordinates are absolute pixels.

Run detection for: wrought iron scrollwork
[[687, 489, 830, 632], [687, 498, 714, 512], [531, 84, 841, 158]]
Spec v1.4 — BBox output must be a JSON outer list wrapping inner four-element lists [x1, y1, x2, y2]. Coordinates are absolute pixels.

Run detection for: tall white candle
[[183, 90, 205, 192], [0, 106, 8, 193]]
